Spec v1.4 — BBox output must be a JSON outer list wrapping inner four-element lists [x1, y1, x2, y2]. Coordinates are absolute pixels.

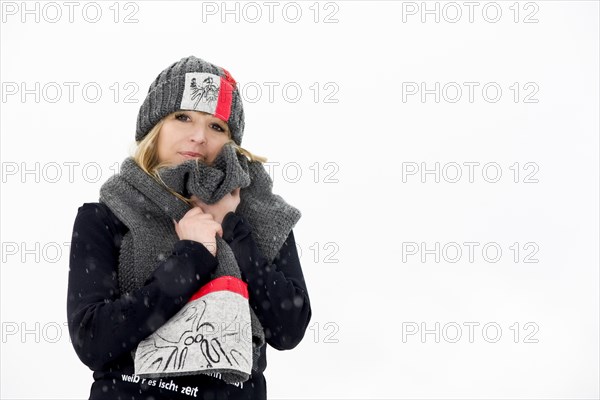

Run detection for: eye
[[210, 123, 226, 133], [174, 113, 190, 122]]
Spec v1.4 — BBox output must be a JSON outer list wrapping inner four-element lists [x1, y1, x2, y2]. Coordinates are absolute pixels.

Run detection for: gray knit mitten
[[133, 236, 262, 383]]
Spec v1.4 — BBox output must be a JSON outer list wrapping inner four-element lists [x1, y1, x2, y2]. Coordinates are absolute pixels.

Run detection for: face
[[156, 110, 231, 166]]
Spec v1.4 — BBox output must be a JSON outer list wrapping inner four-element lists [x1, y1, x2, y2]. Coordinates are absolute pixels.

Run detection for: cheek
[[212, 136, 229, 151], [157, 132, 168, 153], [159, 127, 181, 147], [157, 128, 178, 159]]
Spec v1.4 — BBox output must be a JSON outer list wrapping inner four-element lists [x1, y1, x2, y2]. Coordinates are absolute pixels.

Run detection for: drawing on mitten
[[135, 302, 200, 372], [134, 288, 253, 379], [190, 76, 219, 109]]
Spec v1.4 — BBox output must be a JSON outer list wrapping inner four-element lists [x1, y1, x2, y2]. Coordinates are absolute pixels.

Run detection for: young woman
[[67, 55, 311, 400]]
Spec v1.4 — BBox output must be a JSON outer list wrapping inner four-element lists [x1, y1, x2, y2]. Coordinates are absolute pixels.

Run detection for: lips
[[179, 151, 203, 158]]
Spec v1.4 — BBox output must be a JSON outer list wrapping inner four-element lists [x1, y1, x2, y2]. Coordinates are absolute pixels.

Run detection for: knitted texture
[[98, 143, 301, 384], [136, 55, 245, 145]]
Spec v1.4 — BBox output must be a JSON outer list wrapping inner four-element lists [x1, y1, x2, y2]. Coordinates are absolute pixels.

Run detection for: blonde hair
[[132, 111, 267, 206]]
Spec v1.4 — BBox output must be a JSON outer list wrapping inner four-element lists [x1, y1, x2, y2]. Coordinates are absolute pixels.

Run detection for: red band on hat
[[189, 275, 248, 301], [221, 67, 237, 88], [214, 77, 233, 122]]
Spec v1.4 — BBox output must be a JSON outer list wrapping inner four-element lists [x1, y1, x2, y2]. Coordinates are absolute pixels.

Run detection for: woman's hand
[[174, 207, 223, 257], [190, 188, 241, 225]]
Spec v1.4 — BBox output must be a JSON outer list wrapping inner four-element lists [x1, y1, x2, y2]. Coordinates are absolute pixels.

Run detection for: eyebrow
[[178, 111, 229, 130]]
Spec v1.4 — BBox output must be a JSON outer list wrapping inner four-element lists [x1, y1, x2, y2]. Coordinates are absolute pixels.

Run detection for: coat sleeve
[[222, 211, 312, 350], [66, 203, 219, 371]]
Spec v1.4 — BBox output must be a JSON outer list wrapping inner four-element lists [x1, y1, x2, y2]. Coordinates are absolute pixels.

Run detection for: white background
[[1, 1, 599, 399]]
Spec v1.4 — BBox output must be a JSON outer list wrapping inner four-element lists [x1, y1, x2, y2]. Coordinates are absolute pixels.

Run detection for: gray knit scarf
[[98, 142, 301, 383]]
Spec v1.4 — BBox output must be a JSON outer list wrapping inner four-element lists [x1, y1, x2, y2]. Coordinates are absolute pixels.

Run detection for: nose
[[189, 125, 207, 144]]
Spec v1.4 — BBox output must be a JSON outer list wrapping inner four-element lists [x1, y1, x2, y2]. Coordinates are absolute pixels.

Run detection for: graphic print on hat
[[133, 276, 253, 383], [180, 72, 233, 122]]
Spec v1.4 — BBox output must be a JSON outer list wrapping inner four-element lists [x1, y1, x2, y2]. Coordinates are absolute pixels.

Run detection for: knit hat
[[136, 55, 245, 145]]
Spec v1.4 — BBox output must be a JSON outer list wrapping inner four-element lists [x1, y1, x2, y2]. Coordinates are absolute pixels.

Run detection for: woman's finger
[[184, 206, 204, 217]]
